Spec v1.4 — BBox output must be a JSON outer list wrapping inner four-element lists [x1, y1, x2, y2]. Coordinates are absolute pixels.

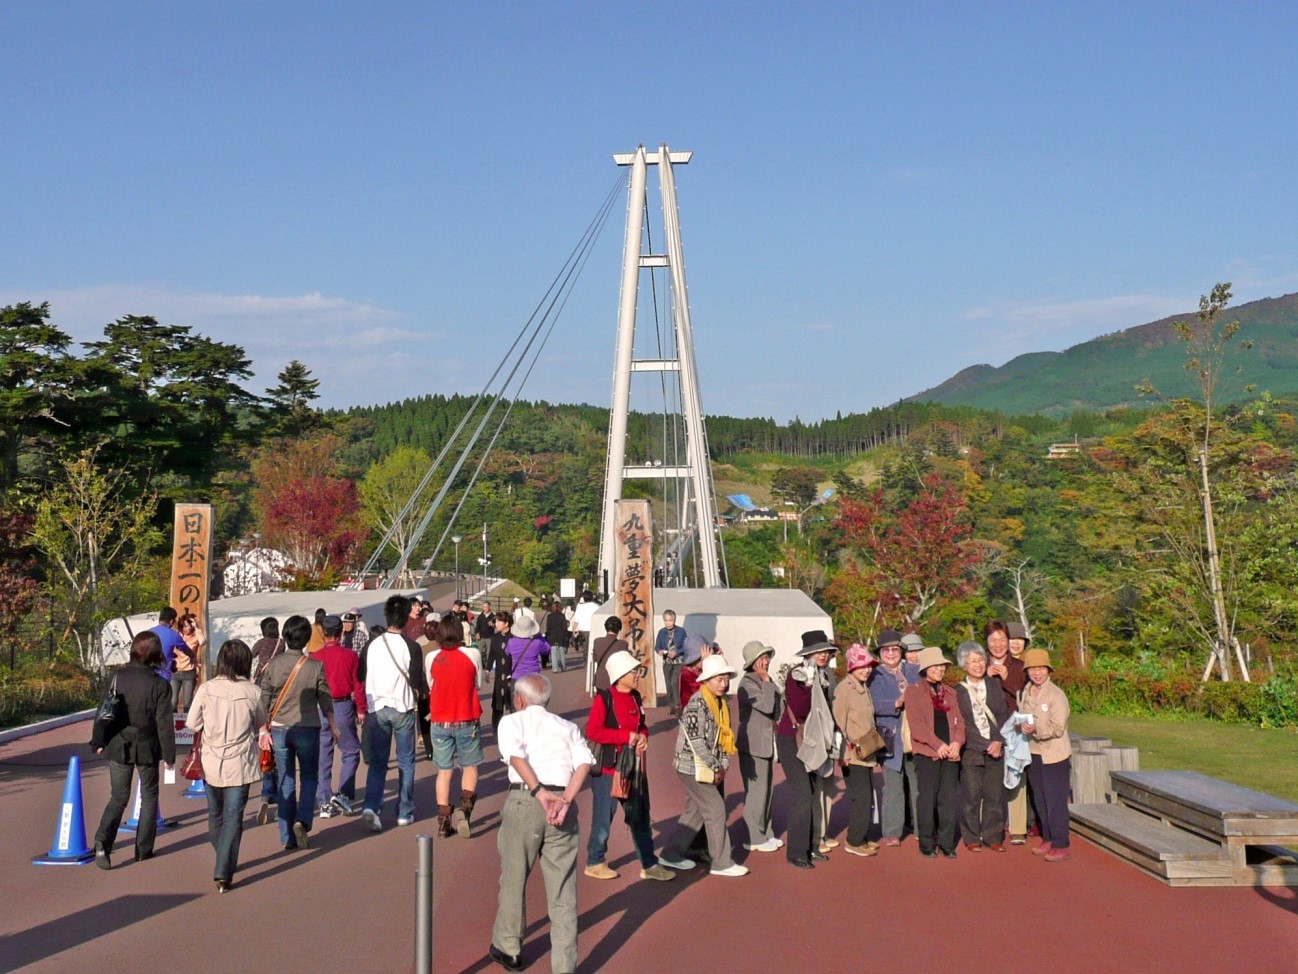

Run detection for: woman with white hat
[[1019, 648, 1073, 862], [663, 654, 748, 877], [737, 640, 783, 853], [902, 647, 966, 858], [832, 644, 882, 858], [504, 612, 549, 681], [583, 650, 678, 882]]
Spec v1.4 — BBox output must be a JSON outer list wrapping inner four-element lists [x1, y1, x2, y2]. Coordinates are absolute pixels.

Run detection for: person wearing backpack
[[582, 650, 680, 882]]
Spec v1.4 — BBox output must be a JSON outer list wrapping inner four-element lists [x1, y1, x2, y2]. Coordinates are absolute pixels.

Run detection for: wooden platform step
[[1069, 802, 1235, 886]]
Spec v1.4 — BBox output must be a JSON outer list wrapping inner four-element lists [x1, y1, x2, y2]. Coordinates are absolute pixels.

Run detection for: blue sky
[[5, 3, 1298, 421]]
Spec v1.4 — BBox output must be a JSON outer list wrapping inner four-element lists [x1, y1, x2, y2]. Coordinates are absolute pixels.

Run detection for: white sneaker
[[657, 855, 695, 870], [397, 816, 414, 827], [745, 838, 782, 853], [362, 809, 382, 833], [709, 864, 749, 877]]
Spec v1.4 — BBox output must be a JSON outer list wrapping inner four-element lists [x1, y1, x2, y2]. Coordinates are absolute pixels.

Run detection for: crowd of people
[[87, 593, 1072, 974]]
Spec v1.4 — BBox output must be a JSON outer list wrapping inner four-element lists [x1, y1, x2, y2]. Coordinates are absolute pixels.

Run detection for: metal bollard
[[414, 833, 434, 974]]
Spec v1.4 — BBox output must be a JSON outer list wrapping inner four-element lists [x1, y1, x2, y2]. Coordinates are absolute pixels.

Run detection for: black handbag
[[91, 673, 128, 749]]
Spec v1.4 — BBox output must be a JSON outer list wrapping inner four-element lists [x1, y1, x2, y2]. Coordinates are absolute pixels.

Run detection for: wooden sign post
[[613, 500, 655, 701], [170, 504, 214, 676]]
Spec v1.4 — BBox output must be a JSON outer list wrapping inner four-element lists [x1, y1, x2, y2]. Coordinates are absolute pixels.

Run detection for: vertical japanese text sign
[[170, 504, 213, 674], [613, 500, 655, 700]]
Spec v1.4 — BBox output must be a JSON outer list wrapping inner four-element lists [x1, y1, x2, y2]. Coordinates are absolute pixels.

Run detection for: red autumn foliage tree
[[0, 509, 40, 659], [251, 434, 366, 588], [825, 474, 982, 636]]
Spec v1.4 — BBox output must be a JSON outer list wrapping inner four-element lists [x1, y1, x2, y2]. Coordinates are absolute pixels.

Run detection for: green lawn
[[1071, 713, 1298, 802]]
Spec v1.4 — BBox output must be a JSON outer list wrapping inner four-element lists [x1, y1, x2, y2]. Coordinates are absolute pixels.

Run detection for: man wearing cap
[[340, 609, 369, 654], [654, 610, 688, 716], [583, 650, 679, 882], [737, 640, 782, 853], [489, 674, 594, 974], [868, 629, 920, 846], [314, 615, 365, 818]]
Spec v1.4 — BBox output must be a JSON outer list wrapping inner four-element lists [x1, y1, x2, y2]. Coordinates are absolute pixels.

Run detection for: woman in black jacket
[[92, 631, 177, 869], [953, 640, 1010, 852]]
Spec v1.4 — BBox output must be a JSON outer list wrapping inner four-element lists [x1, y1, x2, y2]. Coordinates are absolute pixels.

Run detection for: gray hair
[[956, 640, 986, 669], [513, 674, 552, 708]]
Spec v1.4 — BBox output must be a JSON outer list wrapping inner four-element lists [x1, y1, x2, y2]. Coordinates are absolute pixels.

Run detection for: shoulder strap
[[381, 634, 415, 692], [269, 655, 309, 722], [599, 688, 618, 730]]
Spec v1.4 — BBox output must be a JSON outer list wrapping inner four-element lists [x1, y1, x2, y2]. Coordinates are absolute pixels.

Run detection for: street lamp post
[[451, 535, 463, 600]]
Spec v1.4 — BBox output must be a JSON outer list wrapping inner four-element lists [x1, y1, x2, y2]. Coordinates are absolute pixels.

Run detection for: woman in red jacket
[[583, 650, 679, 882], [903, 647, 966, 859]]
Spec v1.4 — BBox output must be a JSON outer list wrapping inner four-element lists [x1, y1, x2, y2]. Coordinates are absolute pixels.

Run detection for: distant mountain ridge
[[908, 292, 1298, 417]]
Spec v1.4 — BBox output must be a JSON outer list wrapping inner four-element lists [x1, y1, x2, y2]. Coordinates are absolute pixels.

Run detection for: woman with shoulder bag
[[186, 639, 269, 892], [92, 631, 176, 869], [662, 655, 747, 877], [832, 644, 883, 858]]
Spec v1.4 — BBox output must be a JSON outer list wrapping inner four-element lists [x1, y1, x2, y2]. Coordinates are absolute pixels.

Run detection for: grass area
[[1071, 713, 1298, 802]]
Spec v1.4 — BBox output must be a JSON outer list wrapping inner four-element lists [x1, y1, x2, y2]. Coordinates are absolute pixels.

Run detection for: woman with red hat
[[832, 644, 882, 858]]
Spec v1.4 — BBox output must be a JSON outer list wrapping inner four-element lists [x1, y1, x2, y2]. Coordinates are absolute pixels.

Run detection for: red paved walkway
[[1, 667, 1294, 973]]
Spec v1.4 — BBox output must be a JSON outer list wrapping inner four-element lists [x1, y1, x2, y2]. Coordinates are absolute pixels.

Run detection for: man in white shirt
[[357, 594, 429, 833], [489, 674, 594, 974], [569, 592, 598, 667]]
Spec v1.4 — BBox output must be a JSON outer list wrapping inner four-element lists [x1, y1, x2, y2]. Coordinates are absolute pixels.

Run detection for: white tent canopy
[[101, 588, 426, 668], [587, 588, 833, 698]]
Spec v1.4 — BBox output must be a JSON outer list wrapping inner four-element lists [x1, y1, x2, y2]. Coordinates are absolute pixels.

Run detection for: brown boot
[[452, 791, 477, 838], [436, 804, 455, 838]]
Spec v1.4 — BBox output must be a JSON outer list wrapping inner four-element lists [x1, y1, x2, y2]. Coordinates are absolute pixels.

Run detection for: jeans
[[880, 754, 920, 839], [272, 725, 319, 847], [206, 782, 250, 881], [914, 754, 960, 854], [586, 770, 657, 868], [363, 706, 417, 821], [552, 640, 567, 673], [318, 699, 361, 806], [1026, 755, 1072, 849], [96, 760, 160, 859], [171, 671, 196, 712]]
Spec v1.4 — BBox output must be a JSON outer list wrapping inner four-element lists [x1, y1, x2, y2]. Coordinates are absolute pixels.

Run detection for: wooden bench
[[1069, 802, 1234, 885], [1101, 770, 1298, 886]]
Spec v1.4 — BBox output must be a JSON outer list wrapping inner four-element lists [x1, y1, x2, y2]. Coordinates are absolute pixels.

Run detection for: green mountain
[[908, 292, 1298, 416]]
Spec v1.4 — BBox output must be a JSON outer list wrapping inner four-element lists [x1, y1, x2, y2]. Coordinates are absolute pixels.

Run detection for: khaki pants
[[493, 790, 579, 973], [1006, 775, 1028, 837]]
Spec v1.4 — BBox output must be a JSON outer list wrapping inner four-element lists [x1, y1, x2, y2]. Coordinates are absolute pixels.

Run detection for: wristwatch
[[529, 783, 541, 797]]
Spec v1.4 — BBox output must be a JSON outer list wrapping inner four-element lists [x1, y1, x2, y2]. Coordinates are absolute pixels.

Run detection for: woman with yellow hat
[[1019, 649, 1072, 863]]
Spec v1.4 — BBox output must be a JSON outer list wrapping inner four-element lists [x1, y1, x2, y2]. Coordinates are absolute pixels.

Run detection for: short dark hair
[[523, 597, 533, 607], [158, 606, 178, 625], [369, 624, 387, 640], [215, 639, 253, 680], [385, 595, 411, 629], [283, 615, 312, 651], [983, 620, 1010, 642], [496, 610, 513, 628], [581, 592, 594, 603], [604, 616, 623, 634], [439, 616, 464, 646], [260, 616, 279, 639], [323, 616, 343, 637], [314, 607, 327, 624], [131, 631, 164, 667]]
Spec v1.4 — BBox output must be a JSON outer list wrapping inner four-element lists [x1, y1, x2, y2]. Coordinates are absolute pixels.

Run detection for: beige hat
[[604, 650, 641, 686], [511, 614, 540, 639], [915, 647, 952, 673], [742, 640, 775, 670], [1021, 648, 1053, 670], [696, 655, 738, 684]]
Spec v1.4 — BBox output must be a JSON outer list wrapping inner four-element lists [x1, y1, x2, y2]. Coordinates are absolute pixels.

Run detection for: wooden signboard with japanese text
[[169, 503, 213, 676], [613, 500, 656, 700]]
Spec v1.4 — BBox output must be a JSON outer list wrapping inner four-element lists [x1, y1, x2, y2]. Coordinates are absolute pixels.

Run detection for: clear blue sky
[[5, 2, 1298, 421]]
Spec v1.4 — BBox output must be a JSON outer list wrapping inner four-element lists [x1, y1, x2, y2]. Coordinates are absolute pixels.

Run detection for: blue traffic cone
[[183, 776, 207, 800], [32, 755, 95, 865], [121, 777, 172, 833]]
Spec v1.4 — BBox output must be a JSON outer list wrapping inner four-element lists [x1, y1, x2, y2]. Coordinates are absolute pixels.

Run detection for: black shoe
[[215, 879, 232, 893], [489, 943, 523, 971], [809, 850, 829, 862], [788, 857, 815, 869], [920, 849, 938, 858], [95, 844, 111, 871], [941, 848, 958, 859], [133, 851, 154, 862]]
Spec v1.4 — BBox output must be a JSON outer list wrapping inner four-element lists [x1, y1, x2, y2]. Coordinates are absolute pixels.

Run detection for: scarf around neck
[[701, 686, 737, 755]]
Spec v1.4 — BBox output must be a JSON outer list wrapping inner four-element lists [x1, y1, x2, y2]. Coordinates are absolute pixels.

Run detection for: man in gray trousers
[[489, 674, 594, 973]]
